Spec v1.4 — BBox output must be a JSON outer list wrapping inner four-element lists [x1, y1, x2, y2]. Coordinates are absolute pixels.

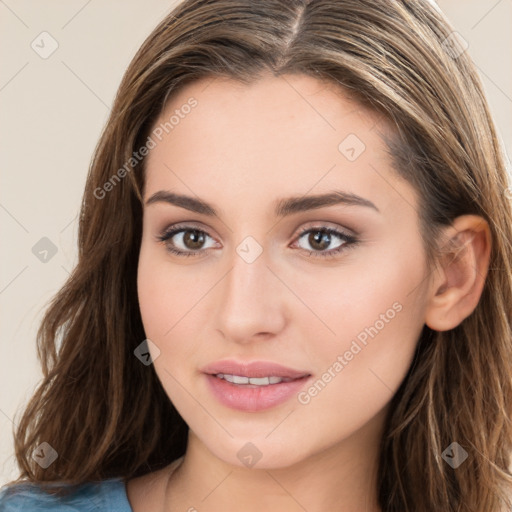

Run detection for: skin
[[129, 73, 491, 512]]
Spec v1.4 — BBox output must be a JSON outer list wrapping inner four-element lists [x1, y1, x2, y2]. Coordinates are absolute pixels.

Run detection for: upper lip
[[201, 360, 311, 379]]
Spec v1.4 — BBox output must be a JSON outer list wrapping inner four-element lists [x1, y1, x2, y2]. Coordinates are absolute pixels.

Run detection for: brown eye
[[157, 227, 217, 257], [294, 226, 358, 259], [156, 224, 358, 259]]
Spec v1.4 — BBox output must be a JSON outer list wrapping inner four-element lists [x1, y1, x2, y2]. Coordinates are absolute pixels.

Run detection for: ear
[[424, 215, 492, 332]]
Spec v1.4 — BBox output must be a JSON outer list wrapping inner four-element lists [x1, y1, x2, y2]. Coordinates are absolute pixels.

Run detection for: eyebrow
[[145, 189, 380, 217]]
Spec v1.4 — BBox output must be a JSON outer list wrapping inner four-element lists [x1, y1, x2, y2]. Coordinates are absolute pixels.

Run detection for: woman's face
[[137, 73, 432, 469]]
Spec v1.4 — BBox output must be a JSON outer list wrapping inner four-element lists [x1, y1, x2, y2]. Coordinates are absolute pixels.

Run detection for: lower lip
[[204, 373, 311, 412]]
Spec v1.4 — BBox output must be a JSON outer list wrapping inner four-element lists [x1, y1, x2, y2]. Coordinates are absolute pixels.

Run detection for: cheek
[[137, 245, 213, 373], [137, 254, 169, 338], [137, 244, 196, 337], [294, 241, 427, 417], [297, 301, 422, 444], [301, 225, 427, 347]]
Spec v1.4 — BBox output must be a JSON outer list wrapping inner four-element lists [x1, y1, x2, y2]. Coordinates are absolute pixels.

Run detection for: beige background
[[1, 0, 511, 487]]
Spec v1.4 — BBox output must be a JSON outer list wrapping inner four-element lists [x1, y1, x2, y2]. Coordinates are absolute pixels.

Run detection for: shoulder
[[0, 477, 132, 512]]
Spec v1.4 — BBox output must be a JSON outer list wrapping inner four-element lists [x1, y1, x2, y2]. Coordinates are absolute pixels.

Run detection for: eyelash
[[156, 224, 358, 259]]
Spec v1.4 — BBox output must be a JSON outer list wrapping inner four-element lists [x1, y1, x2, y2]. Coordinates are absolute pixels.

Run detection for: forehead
[[143, 73, 408, 218], [152, 73, 385, 148]]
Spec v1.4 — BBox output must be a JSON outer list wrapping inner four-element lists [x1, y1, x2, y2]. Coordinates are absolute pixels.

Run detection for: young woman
[[1, 1, 511, 511]]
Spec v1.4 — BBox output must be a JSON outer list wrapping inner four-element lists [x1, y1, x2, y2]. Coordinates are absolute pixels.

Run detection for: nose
[[214, 243, 288, 344]]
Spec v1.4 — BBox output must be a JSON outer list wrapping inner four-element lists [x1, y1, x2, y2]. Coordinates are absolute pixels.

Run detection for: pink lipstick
[[201, 359, 312, 412]]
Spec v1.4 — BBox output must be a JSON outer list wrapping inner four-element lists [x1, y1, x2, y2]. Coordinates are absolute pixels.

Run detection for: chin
[[205, 434, 310, 471]]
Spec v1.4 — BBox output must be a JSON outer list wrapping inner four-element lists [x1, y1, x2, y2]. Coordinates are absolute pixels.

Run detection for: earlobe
[[424, 215, 492, 332]]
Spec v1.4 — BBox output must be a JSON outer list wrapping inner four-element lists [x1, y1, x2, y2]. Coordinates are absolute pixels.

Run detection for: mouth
[[202, 361, 312, 412], [201, 359, 311, 380], [210, 373, 309, 387]]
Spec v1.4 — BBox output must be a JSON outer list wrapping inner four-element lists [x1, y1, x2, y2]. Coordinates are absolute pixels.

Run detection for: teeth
[[216, 374, 291, 385]]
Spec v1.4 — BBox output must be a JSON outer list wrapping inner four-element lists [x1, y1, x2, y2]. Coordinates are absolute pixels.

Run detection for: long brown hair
[[4, 1, 512, 510]]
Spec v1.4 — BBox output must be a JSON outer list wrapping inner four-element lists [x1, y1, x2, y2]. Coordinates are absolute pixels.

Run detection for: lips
[[201, 359, 312, 411], [200, 359, 311, 380]]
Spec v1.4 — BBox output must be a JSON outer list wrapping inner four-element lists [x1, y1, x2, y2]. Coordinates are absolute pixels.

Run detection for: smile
[[205, 373, 312, 412], [215, 373, 295, 386]]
